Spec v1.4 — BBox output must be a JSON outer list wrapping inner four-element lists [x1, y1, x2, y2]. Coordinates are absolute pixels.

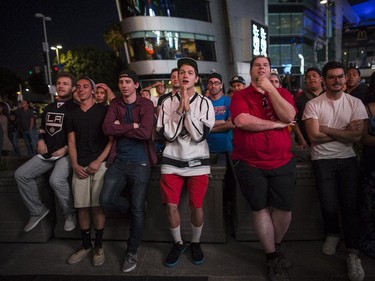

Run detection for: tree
[[104, 24, 125, 58], [60, 47, 122, 90], [0, 67, 22, 103]]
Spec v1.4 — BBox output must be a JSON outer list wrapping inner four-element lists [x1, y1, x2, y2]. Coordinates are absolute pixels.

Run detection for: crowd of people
[[0, 56, 374, 281]]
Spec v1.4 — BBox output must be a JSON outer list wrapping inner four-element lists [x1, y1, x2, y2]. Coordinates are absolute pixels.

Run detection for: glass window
[[280, 45, 291, 65], [292, 14, 303, 34], [280, 14, 291, 34], [269, 45, 281, 65], [126, 30, 216, 62], [119, 0, 211, 22], [269, 14, 280, 35]]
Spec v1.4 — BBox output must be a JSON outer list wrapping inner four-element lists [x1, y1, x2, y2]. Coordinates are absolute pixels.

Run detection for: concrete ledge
[[0, 171, 55, 242], [54, 166, 227, 243], [233, 162, 324, 241]]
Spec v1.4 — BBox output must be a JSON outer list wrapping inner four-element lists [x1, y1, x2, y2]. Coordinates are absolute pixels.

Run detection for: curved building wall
[[117, 0, 266, 89]]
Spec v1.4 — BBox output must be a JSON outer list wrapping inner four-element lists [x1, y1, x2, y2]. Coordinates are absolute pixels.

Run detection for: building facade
[[115, 0, 363, 92]]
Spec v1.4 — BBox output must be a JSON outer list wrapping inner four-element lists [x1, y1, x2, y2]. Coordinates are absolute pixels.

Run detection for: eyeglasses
[[262, 95, 269, 108], [326, 74, 345, 80], [207, 81, 221, 86]]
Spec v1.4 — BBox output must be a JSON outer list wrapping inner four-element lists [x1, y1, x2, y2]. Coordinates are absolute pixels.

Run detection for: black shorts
[[233, 158, 296, 211]]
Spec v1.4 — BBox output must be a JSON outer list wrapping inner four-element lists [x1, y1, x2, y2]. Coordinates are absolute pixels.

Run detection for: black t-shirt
[[67, 103, 108, 167], [39, 99, 80, 154]]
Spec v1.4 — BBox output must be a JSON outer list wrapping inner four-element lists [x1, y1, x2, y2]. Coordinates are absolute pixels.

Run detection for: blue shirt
[[207, 95, 233, 153]]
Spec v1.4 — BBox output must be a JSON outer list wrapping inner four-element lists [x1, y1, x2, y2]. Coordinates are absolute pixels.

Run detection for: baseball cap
[[305, 67, 322, 77], [119, 69, 139, 83], [229, 75, 246, 86], [208, 72, 222, 83], [177, 57, 198, 73]]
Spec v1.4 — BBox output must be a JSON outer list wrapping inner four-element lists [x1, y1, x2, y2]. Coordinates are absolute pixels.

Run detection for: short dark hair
[[250, 55, 271, 70], [57, 72, 76, 86], [322, 61, 345, 78], [140, 89, 151, 98], [170, 68, 178, 75], [346, 67, 361, 76]]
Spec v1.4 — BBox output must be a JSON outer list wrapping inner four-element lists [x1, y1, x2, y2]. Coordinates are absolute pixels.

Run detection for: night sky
[[0, 0, 119, 79]]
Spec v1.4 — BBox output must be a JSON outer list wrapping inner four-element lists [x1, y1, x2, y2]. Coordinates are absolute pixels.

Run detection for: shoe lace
[[127, 254, 138, 264], [349, 256, 362, 272], [94, 248, 103, 255]]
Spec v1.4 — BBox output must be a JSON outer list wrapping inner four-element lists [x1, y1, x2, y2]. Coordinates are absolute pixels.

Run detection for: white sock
[[169, 225, 183, 244], [191, 223, 203, 243]]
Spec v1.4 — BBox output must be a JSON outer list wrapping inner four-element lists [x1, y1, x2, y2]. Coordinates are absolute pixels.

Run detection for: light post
[[51, 45, 62, 66], [320, 0, 332, 63], [35, 13, 54, 102]]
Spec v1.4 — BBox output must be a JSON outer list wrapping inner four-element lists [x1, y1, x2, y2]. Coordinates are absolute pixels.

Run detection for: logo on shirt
[[45, 112, 64, 136], [214, 105, 227, 116]]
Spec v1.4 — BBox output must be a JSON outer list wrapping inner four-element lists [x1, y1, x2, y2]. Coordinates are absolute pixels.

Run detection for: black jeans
[[312, 157, 361, 250]]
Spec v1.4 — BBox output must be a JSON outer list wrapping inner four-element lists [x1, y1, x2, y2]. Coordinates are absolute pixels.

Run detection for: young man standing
[[100, 70, 157, 273], [157, 57, 215, 267], [229, 75, 246, 92], [15, 72, 78, 233], [346, 67, 368, 104], [230, 55, 296, 281], [206, 72, 234, 158], [66, 77, 113, 267], [294, 67, 325, 148], [304, 61, 367, 281]]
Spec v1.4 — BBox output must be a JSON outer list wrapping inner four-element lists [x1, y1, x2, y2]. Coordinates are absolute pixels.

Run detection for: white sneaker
[[64, 213, 77, 231], [24, 209, 50, 232], [346, 254, 365, 281], [322, 235, 340, 255]]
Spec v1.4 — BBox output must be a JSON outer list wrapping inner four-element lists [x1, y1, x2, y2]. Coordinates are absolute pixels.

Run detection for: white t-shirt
[[303, 92, 367, 160]]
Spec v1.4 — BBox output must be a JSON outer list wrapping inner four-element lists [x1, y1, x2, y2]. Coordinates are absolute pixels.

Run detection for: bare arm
[[254, 78, 296, 123], [320, 119, 363, 144], [304, 118, 334, 144], [234, 113, 294, 132], [86, 136, 114, 174], [211, 119, 235, 133], [68, 131, 89, 179], [293, 123, 309, 148]]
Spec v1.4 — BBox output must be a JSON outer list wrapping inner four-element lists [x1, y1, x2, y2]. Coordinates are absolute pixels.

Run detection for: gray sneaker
[[122, 253, 138, 273], [93, 247, 105, 267], [67, 247, 91, 265], [322, 235, 340, 255], [64, 213, 77, 232], [24, 209, 50, 232], [346, 254, 365, 281]]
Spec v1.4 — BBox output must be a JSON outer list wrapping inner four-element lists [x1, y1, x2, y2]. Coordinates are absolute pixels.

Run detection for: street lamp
[[35, 13, 54, 102], [51, 45, 62, 66], [319, 0, 333, 63]]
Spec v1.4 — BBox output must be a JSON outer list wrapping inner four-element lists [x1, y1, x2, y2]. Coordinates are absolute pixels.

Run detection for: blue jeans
[[312, 157, 361, 250], [14, 155, 75, 216], [21, 129, 37, 157], [100, 159, 151, 254]]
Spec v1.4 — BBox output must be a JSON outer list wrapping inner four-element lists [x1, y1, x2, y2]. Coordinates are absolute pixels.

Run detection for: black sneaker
[[276, 244, 292, 269], [165, 242, 186, 267], [267, 257, 290, 281], [190, 242, 204, 265]]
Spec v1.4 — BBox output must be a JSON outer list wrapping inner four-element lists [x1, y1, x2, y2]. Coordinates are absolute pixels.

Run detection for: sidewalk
[[1, 236, 374, 280]]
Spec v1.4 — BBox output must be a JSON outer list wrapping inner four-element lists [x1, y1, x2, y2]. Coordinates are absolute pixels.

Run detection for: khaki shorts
[[72, 162, 107, 208]]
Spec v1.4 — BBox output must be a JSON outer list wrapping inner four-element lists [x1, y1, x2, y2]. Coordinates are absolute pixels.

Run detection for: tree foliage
[[104, 24, 125, 58], [59, 47, 123, 90], [0, 67, 22, 103]]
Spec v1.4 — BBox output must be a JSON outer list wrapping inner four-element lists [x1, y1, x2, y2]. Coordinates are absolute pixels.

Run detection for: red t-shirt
[[230, 85, 296, 170]]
